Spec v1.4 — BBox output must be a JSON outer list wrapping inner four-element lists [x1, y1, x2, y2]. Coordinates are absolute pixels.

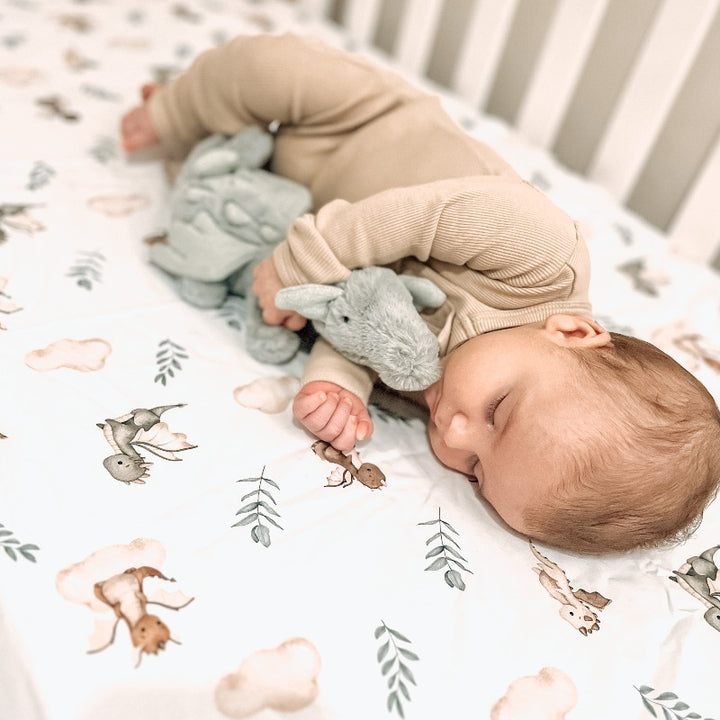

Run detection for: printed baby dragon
[[311, 440, 386, 489], [0, 202, 44, 242], [530, 541, 611, 635], [91, 565, 194, 667], [670, 544, 720, 631], [97, 404, 196, 483], [0, 276, 22, 330]]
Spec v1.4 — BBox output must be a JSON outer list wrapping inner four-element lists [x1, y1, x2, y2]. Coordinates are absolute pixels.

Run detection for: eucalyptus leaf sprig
[[66, 250, 105, 290], [375, 621, 419, 718], [233, 466, 283, 547], [26, 160, 55, 190], [0, 523, 39, 562], [154, 338, 189, 385], [635, 685, 715, 720], [418, 507, 473, 590]]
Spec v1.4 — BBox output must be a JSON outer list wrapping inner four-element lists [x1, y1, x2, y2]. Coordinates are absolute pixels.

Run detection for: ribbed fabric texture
[[148, 33, 592, 401]]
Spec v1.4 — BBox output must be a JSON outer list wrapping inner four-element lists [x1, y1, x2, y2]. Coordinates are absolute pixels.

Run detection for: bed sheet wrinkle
[[3, 1, 720, 719]]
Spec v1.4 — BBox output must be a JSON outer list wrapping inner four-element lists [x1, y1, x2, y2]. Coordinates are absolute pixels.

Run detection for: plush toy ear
[[398, 275, 447, 310], [275, 284, 343, 321]]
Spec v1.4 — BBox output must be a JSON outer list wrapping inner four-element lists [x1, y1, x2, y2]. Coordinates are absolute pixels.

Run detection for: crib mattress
[[2, 2, 720, 719]]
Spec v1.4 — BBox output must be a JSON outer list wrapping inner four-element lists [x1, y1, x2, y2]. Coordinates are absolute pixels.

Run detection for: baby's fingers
[[294, 393, 358, 448], [293, 391, 335, 421], [305, 393, 349, 434], [330, 415, 358, 452]]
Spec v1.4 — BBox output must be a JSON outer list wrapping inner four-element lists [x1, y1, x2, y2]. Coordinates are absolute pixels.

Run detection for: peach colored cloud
[[0, 67, 44, 86], [25, 337, 111, 371], [491, 667, 577, 720], [215, 637, 321, 718], [87, 193, 150, 216], [233, 375, 300, 413]]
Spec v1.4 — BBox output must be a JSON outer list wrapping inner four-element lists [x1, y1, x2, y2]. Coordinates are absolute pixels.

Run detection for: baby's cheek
[[426, 422, 446, 462], [422, 381, 439, 413]]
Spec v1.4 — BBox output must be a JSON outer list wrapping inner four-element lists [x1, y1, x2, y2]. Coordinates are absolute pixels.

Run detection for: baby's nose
[[442, 412, 473, 450]]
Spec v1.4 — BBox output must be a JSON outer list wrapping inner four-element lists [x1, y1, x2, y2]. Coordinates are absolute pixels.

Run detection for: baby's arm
[[253, 256, 375, 450], [294, 338, 376, 450]]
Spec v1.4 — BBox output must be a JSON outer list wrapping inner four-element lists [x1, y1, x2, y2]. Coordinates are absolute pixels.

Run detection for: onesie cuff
[[302, 339, 376, 405]]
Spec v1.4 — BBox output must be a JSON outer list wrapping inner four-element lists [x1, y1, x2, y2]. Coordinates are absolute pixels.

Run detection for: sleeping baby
[[121, 32, 720, 554]]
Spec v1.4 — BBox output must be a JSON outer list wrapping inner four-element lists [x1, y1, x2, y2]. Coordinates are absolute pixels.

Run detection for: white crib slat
[[340, 0, 383, 46], [588, 0, 717, 202], [393, 0, 445, 76], [515, 0, 609, 149], [451, 0, 519, 109], [669, 136, 720, 265], [296, 0, 334, 19]]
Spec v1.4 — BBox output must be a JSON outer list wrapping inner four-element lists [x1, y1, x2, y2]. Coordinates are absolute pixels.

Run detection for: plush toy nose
[[376, 324, 441, 391]]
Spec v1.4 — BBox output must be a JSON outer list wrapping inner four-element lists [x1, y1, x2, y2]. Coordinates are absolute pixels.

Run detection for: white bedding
[[2, 2, 720, 719]]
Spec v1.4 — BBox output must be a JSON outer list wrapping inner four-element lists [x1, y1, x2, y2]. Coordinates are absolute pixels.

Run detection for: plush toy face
[[276, 267, 446, 391]]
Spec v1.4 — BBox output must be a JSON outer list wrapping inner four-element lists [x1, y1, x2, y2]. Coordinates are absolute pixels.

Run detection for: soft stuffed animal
[[149, 126, 446, 391], [276, 267, 445, 391]]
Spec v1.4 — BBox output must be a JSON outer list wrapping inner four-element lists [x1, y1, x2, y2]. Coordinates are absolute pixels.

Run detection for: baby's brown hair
[[524, 332, 720, 554]]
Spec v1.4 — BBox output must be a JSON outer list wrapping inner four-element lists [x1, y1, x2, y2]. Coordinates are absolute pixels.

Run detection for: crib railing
[[298, 0, 720, 269]]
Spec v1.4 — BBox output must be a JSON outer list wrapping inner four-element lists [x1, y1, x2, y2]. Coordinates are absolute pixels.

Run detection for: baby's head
[[424, 314, 720, 554]]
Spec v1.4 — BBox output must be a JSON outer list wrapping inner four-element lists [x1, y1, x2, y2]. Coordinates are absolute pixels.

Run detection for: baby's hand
[[120, 84, 162, 152], [293, 381, 374, 451], [252, 256, 307, 331]]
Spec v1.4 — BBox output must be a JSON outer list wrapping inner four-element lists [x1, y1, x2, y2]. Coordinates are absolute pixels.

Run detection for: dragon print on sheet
[[97, 403, 197, 483], [669, 544, 720, 631], [56, 539, 193, 667], [36, 95, 80, 122], [0, 276, 22, 330], [653, 321, 720, 375], [91, 565, 192, 666], [311, 440, 386, 489], [0, 202, 45, 242], [530, 541, 612, 635]]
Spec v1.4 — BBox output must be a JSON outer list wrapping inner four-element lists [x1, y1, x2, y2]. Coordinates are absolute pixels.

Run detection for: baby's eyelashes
[[486, 392, 508, 427]]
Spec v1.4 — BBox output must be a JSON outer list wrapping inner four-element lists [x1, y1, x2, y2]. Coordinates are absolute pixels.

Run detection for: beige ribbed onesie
[[148, 33, 592, 401]]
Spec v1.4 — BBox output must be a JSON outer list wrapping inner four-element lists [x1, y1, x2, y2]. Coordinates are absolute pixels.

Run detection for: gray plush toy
[[149, 126, 446, 391]]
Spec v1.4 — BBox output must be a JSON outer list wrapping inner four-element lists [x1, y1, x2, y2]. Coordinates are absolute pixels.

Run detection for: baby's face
[[424, 318, 602, 534]]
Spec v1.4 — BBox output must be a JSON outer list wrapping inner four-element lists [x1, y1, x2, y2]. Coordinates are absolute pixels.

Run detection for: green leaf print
[[154, 338, 189, 385], [418, 507, 473, 590], [634, 685, 716, 720], [0, 524, 39, 563], [375, 621, 419, 718], [233, 467, 283, 547]]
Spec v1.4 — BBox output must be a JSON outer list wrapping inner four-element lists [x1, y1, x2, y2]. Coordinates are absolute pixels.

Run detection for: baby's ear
[[543, 314, 611, 348]]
